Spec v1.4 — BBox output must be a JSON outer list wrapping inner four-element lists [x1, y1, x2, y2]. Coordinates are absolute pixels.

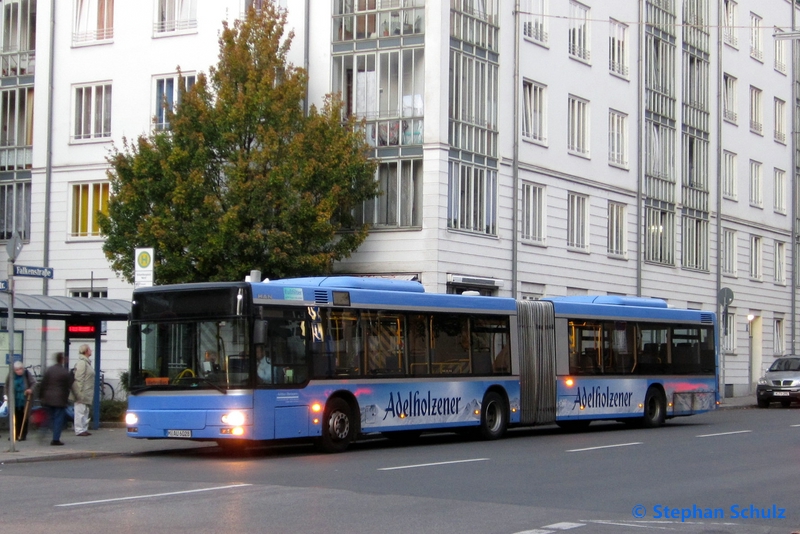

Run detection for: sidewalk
[[1, 395, 758, 464]]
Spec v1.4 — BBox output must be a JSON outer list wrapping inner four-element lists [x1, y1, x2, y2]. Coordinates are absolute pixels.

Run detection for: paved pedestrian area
[[1, 395, 757, 464]]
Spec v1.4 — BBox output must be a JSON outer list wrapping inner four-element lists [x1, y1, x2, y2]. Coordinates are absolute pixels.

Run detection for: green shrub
[[99, 399, 128, 422]]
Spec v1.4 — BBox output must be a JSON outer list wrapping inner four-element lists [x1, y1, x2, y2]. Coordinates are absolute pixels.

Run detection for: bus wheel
[[642, 387, 666, 428], [317, 398, 354, 453], [479, 392, 508, 440]]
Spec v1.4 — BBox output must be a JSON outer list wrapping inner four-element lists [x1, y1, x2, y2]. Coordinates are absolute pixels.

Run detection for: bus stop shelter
[[0, 292, 131, 430]]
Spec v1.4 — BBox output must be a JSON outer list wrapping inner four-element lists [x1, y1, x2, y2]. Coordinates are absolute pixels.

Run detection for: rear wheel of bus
[[642, 387, 666, 428], [317, 397, 356, 453], [479, 391, 508, 440]]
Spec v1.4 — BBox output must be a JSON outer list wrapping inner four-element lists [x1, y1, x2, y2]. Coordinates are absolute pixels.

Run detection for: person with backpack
[[71, 344, 95, 437]]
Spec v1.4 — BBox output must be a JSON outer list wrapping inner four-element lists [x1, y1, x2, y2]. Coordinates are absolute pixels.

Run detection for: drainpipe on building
[[40, 0, 56, 368], [791, 3, 797, 355], [511, 1, 520, 299], [636, 0, 644, 297], [715, 0, 724, 395]]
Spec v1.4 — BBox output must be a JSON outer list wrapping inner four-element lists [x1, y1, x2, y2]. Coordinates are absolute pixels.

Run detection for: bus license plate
[[774, 391, 790, 396], [167, 429, 192, 438]]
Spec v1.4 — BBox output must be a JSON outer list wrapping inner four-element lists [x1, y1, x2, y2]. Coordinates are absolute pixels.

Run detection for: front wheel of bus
[[479, 392, 508, 440], [317, 398, 355, 453], [642, 387, 666, 428]]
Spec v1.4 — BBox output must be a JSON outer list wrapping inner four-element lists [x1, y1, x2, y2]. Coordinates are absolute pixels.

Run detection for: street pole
[[5, 232, 22, 452]]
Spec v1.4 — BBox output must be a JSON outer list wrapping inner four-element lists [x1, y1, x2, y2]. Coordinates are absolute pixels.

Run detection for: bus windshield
[[131, 318, 250, 390]]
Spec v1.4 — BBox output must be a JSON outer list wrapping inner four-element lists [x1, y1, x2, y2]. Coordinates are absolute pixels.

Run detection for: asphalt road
[[1, 407, 798, 534]]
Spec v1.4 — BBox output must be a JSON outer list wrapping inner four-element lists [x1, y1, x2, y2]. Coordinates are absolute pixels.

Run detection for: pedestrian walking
[[38, 352, 72, 446], [5, 361, 36, 440], [71, 344, 95, 437]]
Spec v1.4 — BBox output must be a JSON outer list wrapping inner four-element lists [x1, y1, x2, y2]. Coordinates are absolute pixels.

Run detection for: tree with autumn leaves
[[99, 5, 378, 284]]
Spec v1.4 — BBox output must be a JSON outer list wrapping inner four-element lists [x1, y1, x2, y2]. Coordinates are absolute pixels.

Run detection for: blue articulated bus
[[125, 277, 717, 452]]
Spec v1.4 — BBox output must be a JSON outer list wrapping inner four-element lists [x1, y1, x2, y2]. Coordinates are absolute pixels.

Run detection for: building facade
[[0, 0, 796, 397]]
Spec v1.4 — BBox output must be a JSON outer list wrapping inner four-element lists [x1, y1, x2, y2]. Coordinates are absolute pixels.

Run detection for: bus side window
[[408, 314, 429, 375]]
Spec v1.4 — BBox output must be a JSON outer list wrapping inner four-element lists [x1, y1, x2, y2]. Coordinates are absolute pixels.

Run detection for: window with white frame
[[71, 182, 109, 238], [723, 74, 737, 123], [70, 288, 108, 299], [567, 95, 589, 156], [521, 182, 545, 243], [153, 73, 196, 130], [568, 1, 590, 62], [73, 0, 114, 44], [749, 160, 762, 207], [332, 0, 424, 42], [774, 318, 784, 354], [722, 150, 737, 199], [722, 228, 737, 276], [447, 160, 497, 235], [774, 29, 787, 73], [722, 311, 736, 352], [448, 48, 497, 157], [0, 87, 34, 169], [522, 80, 546, 143], [72, 83, 111, 141], [774, 98, 786, 143], [681, 214, 708, 271], [522, 0, 547, 44], [567, 192, 588, 250], [154, 0, 197, 34], [775, 241, 786, 284], [608, 110, 627, 167], [357, 159, 422, 228], [774, 168, 786, 214], [609, 19, 628, 76], [607, 201, 625, 256], [749, 234, 762, 280], [0, 180, 30, 240], [645, 205, 675, 265], [723, 0, 737, 46], [749, 86, 762, 134], [749, 13, 762, 61]]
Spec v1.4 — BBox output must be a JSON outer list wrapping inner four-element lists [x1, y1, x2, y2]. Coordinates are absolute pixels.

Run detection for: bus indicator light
[[313, 418, 319, 425], [232, 427, 244, 436], [565, 378, 574, 387], [311, 403, 322, 412]]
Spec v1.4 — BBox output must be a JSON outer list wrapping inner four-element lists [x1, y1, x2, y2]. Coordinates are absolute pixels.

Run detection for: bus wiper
[[173, 376, 228, 394]]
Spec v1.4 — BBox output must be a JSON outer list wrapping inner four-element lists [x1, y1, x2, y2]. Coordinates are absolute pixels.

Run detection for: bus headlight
[[221, 411, 246, 426], [125, 412, 138, 425]]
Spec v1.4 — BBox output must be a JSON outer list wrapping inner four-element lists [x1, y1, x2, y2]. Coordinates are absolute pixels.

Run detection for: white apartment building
[[0, 0, 796, 397]]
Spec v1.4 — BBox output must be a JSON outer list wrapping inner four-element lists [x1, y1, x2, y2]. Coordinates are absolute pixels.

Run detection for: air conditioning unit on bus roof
[[447, 274, 504, 288]]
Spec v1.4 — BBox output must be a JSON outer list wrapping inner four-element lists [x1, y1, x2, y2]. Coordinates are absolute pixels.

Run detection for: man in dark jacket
[[38, 352, 72, 446]]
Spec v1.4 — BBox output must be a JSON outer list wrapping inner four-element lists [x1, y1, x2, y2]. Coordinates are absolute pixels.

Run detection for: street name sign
[[14, 265, 54, 278]]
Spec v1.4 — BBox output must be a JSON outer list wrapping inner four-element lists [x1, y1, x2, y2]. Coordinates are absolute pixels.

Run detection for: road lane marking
[[378, 458, 489, 471], [514, 522, 586, 533], [791, 424, 800, 427], [566, 442, 642, 452], [56, 484, 252, 507], [696, 430, 751, 438]]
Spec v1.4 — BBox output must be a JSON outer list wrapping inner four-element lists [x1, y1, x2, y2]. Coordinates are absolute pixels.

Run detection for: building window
[[73, 83, 111, 141], [749, 13, 762, 60], [567, 192, 588, 250], [681, 214, 708, 271], [749, 160, 762, 207], [749, 86, 762, 134], [723, 0, 737, 47], [154, 0, 197, 34], [774, 318, 784, 354], [609, 19, 628, 76], [70, 288, 108, 298], [775, 241, 786, 284], [2, 0, 36, 74], [522, 182, 545, 244], [522, 80, 546, 144], [749, 234, 762, 280], [449, 48, 498, 157], [608, 110, 627, 167], [0, 87, 34, 170], [722, 228, 737, 276], [774, 168, 786, 214], [448, 160, 497, 235], [682, 134, 707, 191], [522, 0, 547, 45], [568, 1, 590, 62], [607, 201, 625, 257], [0, 180, 30, 240], [722, 151, 737, 200], [722, 311, 736, 352], [333, 0, 425, 42], [357, 159, 421, 228], [774, 98, 786, 143], [723, 74, 737, 123], [683, 52, 708, 112], [73, 0, 114, 44], [774, 29, 787, 73], [645, 205, 674, 265], [153, 73, 196, 130], [71, 182, 109, 238], [567, 95, 589, 156]]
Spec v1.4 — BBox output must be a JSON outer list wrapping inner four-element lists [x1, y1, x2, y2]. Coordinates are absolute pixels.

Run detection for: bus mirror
[[254, 320, 268, 344], [127, 325, 136, 349]]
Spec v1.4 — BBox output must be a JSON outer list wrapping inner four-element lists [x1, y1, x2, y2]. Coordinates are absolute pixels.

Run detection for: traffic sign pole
[[5, 233, 21, 452]]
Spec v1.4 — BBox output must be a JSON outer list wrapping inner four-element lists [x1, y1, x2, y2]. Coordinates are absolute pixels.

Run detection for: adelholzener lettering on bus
[[383, 390, 462, 420], [573, 386, 634, 409]]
